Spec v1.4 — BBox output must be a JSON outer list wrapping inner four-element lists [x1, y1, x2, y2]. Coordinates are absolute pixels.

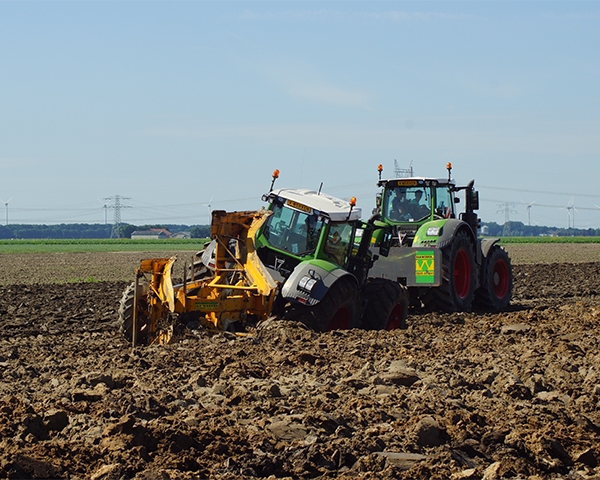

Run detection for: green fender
[[413, 218, 477, 250], [280, 259, 357, 307]]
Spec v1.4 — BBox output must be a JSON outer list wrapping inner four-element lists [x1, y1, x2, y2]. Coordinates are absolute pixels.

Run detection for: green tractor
[[255, 171, 409, 331], [119, 169, 410, 345], [370, 162, 512, 312]]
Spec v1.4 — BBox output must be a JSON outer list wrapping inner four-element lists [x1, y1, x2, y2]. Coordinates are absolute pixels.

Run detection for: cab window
[[384, 186, 431, 221], [262, 203, 323, 255], [324, 222, 353, 266], [435, 187, 454, 218]]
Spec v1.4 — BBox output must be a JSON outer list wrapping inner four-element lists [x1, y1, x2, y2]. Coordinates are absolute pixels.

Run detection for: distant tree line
[[482, 221, 600, 237], [0, 221, 598, 240], [0, 223, 211, 240]]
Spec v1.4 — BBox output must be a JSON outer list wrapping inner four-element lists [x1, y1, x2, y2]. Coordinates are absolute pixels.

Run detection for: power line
[[481, 197, 600, 212], [479, 185, 600, 200]]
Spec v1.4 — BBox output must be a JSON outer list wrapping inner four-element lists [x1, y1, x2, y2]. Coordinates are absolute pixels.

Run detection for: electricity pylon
[[103, 195, 132, 238]]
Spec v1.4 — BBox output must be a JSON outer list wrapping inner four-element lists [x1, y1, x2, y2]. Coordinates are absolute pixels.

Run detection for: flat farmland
[[1, 244, 599, 479], [1, 242, 599, 285]]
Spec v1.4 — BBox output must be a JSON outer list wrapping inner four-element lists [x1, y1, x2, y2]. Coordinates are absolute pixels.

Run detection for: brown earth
[[1, 245, 600, 479]]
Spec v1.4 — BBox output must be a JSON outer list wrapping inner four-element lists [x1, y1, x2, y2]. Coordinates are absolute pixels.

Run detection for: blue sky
[[1, 1, 599, 228]]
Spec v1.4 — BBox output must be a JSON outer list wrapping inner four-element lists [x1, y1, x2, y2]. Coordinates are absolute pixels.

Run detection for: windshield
[[262, 203, 324, 256], [383, 186, 431, 222]]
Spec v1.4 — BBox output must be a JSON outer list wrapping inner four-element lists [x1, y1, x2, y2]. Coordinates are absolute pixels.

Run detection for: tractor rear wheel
[[285, 276, 361, 332], [118, 281, 150, 344], [361, 278, 409, 330], [432, 230, 476, 312], [475, 245, 512, 311]]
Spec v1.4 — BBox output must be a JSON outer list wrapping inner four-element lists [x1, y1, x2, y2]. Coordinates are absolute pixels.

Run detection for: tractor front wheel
[[285, 276, 361, 332], [475, 245, 512, 311], [361, 278, 409, 330]]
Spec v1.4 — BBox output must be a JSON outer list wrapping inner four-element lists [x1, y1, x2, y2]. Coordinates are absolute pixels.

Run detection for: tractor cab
[[375, 163, 479, 247], [380, 178, 457, 223], [256, 187, 365, 281]]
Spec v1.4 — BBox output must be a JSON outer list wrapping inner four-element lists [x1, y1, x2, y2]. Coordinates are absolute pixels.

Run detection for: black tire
[[361, 278, 409, 330], [432, 230, 476, 312], [284, 276, 361, 332], [475, 245, 512, 311], [118, 281, 150, 344]]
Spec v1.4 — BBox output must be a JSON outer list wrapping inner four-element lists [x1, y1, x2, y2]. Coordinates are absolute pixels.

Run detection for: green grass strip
[[0, 238, 210, 254], [497, 236, 600, 244]]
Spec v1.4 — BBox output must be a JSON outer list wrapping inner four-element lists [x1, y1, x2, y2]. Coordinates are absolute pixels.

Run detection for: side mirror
[[471, 191, 480, 210], [379, 229, 393, 257], [375, 193, 382, 208]]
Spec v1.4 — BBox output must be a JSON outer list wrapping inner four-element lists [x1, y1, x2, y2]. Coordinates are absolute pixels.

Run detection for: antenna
[[0, 197, 12, 226], [103, 195, 132, 238], [394, 160, 414, 178]]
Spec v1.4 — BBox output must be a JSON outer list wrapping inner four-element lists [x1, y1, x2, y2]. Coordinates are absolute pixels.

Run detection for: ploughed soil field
[[1, 243, 600, 479]]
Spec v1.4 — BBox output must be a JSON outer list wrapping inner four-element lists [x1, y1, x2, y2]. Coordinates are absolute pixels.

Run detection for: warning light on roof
[[269, 169, 280, 192], [377, 164, 383, 172], [350, 197, 357, 207]]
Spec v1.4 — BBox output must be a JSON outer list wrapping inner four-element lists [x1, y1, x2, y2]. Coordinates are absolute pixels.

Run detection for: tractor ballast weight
[[370, 163, 512, 312]]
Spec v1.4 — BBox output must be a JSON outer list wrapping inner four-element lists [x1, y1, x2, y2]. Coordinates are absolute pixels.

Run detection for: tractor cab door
[[323, 222, 354, 267], [434, 186, 455, 219]]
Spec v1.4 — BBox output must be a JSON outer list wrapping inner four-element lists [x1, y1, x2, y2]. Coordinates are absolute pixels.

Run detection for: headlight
[[298, 275, 318, 294], [426, 226, 441, 236]]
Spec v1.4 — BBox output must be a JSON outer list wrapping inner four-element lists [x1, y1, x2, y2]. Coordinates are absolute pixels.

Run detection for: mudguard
[[480, 237, 501, 257], [281, 260, 356, 307], [413, 218, 476, 250]]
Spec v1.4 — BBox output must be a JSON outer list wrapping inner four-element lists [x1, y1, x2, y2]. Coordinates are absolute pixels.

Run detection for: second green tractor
[[370, 162, 513, 313]]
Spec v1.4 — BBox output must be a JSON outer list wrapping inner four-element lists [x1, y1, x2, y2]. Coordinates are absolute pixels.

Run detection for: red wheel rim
[[385, 303, 405, 330], [327, 306, 351, 330], [492, 258, 509, 298], [453, 249, 471, 299]]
